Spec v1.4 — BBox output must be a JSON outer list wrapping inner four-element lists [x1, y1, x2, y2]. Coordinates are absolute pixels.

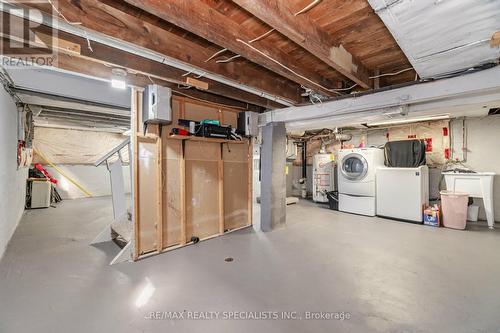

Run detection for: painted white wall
[[287, 116, 500, 223], [0, 87, 28, 260], [460, 116, 500, 222], [45, 165, 131, 200]]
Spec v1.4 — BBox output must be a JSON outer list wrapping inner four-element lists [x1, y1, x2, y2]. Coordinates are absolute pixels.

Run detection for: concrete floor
[[1, 197, 500, 333]]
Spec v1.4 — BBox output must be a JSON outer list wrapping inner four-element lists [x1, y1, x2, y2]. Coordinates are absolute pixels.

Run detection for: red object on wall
[[442, 127, 449, 136], [444, 148, 450, 160], [424, 138, 433, 152]]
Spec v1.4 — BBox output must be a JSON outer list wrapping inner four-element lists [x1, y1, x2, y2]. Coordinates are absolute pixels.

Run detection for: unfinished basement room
[[1, 0, 500, 332]]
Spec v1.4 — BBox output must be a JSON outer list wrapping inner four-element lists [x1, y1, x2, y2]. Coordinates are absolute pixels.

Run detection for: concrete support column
[[260, 122, 286, 232]]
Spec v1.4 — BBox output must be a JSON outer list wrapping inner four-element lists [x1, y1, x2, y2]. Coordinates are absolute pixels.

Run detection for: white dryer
[[338, 148, 385, 216]]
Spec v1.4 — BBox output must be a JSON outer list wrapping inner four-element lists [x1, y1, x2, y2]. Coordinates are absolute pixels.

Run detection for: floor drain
[[224, 257, 234, 262]]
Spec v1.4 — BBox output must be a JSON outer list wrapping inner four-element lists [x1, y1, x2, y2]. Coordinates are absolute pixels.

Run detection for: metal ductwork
[[367, 0, 500, 79]]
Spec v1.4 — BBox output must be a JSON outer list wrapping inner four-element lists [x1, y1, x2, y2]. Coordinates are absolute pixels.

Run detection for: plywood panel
[[222, 110, 238, 128], [137, 138, 159, 254], [185, 141, 221, 239], [162, 137, 182, 248], [185, 140, 221, 161], [223, 143, 249, 230], [184, 101, 221, 123]]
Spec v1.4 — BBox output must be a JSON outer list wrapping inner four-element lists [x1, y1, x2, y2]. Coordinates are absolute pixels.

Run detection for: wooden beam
[[231, 0, 371, 89], [1, 37, 264, 112], [1, 12, 274, 110], [156, 133, 163, 252], [247, 140, 253, 227], [179, 141, 187, 245], [16, 0, 302, 104], [218, 144, 225, 234], [132, 89, 141, 260], [122, 0, 340, 96]]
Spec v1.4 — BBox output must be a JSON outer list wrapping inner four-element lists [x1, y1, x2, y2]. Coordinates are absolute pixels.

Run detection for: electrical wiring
[[249, 29, 275, 43], [304, 68, 415, 99], [47, 0, 81, 25], [369, 67, 413, 79], [194, 72, 206, 78], [216, 55, 242, 63], [237, 36, 414, 96], [181, 70, 195, 77], [332, 83, 358, 91], [236, 38, 342, 95], [205, 48, 228, 62], [182, 70, 206, 78], [177, 83, 192, 90], [47, 0, 93, 52], [0, 65, 20, 103], [294, 0, 322, 16]]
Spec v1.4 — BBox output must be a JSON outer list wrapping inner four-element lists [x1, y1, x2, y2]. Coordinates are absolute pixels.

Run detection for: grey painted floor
[[1, 197, 500, 333]]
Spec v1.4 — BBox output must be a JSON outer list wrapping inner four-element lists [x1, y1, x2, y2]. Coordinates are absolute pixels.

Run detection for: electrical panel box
[[143, 84, 172, 124], [237, 111, 258, 137]]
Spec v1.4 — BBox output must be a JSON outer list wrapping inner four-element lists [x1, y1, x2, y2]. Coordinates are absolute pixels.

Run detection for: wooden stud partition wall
[[132, 88, 253, 260]]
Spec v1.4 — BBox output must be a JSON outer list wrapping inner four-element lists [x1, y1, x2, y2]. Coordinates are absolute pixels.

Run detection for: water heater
[[312, 154, 335, 203]]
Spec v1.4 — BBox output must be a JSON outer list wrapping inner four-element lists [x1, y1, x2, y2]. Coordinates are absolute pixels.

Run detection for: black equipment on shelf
[[195, 123, 232, 139]]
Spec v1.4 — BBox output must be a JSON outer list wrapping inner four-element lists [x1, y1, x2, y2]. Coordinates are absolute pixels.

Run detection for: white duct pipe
[[0, 2, 295, 107]]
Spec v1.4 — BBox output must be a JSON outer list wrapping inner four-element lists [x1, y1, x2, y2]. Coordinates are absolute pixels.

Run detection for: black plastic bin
[[326, 191, 339, 211]]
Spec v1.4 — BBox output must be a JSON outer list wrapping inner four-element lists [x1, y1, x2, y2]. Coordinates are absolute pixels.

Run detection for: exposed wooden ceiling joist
[[3, 37, 262, 111], [1, 12, 278, 111], [122, 0, 342, 96], [230, 0, 372, 89], [12, 0, 302, 105], [56, 53, 265, 112]]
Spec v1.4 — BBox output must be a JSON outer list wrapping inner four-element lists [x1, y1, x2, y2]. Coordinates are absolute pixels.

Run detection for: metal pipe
[[301, 142, 307, 179], [0, 2, 294, 107]]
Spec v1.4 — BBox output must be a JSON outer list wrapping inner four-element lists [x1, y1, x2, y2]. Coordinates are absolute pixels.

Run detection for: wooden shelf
[[168, 134, 246, 144]]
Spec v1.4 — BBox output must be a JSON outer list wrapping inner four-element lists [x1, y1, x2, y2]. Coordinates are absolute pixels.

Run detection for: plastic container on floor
[[440, 191, 469, 230]]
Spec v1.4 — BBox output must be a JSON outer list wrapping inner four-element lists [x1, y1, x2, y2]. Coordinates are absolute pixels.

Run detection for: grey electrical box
[[237, 111, 258, 137], [143, 84, 172, 124]]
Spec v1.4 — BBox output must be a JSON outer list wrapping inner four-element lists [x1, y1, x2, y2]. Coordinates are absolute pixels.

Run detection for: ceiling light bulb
[[111, 78, 126, 89], [111, 68, 127, 89]]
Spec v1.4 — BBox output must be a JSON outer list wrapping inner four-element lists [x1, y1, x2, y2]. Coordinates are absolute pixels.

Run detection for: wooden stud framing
[[247, 139, 253, 227], [156, 134, 163, 252], [179, 140, 187, 245], [132, 96, 253, 260], [218, 144, 225, 234], [132, 89, 141, 260], [179, 100, 186, 119]]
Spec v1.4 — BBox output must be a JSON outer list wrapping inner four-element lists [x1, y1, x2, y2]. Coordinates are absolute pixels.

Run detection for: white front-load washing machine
[[338, 148, 385, 216]]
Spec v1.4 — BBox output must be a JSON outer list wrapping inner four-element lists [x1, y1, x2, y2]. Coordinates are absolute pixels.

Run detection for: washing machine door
[[341, 153, 368, 181]]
